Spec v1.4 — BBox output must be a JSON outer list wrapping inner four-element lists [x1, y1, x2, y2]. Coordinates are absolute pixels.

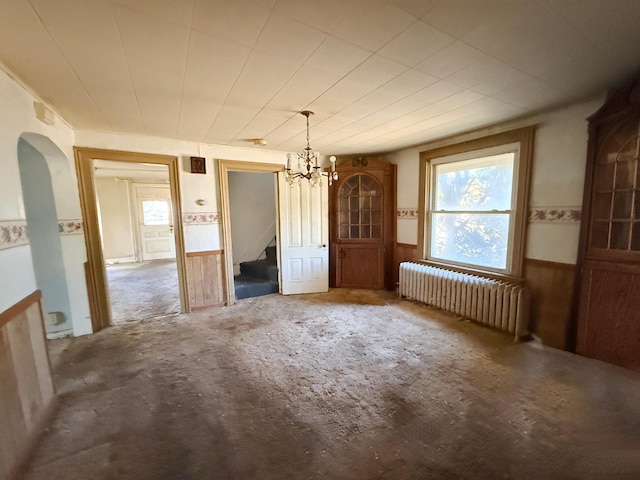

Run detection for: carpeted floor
[[24, 289, 640, 480], [106, 260, 180, 323]]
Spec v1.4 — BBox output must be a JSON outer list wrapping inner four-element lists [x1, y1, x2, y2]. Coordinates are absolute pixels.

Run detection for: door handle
[[321, 244, 326, 248]]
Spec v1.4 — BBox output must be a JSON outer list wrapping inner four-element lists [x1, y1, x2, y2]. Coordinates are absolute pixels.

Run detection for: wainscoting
[[0, 291, 55, 480], [185, 250, 226, 309], [523, 258, 577, 350], [393, 243, 418, 285]]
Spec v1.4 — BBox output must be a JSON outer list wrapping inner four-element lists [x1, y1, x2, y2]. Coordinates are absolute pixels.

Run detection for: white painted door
[[277, 173, 329, 294], [136, 186, 176, 261]]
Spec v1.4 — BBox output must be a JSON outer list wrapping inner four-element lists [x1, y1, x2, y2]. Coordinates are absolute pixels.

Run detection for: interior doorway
[[217, 160, 283, 306], [92, 160, 180, 323], [228, 171, 278, 300], [75, 148, 188, 332]]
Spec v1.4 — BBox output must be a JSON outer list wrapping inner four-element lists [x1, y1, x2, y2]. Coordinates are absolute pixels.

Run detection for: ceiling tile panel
[[492, 78, 568, 110], [225, 50, 301, 109], [387, 0, 438, 18], [30, 0, 144, 132], [337, 103, 381, 123], [432, 89, 484, 111], [304, 97, 352, 117], [330, 0, 416, 51], [0, 0, 107, 128], [383, 80, 463, 116], [304, 36, 372, 77], [235, 109, 292, 141], [178, 30, 250, 139], [204, 105, 260, 144], [177, 100, 221, 141], [115, 6, 190, 137], [422, 0, 521, 38], [273, 0, 349, 33], [446, 56, 509, 89], [192, 0, 272, 48], [378, 20, 454, 67], [320, 54, 407, 104], [109, 0, 194, 27], [254, 12, 327, 64], [467, 66, 532, 97], [414, 41, 485, 79], [357, 69, 438, 108], [267, 65, 340, 113]]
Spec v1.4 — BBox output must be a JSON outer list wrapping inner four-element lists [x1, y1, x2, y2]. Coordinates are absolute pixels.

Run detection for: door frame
[[75, 147, 189, 331], [217, 159, 283, 306]]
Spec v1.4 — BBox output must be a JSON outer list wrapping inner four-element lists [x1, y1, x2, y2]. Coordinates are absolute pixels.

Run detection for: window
[[142, 200, 170, 225], [419, 127, 534, 277]]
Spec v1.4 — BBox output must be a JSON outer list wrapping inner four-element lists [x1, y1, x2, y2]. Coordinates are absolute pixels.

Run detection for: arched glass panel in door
[[589, 113, 640, 253], [337, 174, 382, 240]]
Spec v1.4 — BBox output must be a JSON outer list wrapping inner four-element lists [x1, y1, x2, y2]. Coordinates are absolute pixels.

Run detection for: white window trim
[[417, 127, 535, 280]]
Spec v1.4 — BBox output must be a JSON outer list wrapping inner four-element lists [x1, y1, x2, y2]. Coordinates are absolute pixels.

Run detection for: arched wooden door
[[329, 157, 396, 289]]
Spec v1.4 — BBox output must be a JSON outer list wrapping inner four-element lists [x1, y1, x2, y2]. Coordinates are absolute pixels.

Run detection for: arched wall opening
[[18, 136, 72, 334], [17, 133, 91, 337]]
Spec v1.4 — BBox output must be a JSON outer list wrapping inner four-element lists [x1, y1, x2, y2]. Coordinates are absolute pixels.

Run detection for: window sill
[[415, 259, 524, 284]]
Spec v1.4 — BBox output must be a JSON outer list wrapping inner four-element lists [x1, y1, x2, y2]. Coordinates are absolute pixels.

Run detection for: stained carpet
[[106, 260, 180, 323], [24, 289, 640, 480]]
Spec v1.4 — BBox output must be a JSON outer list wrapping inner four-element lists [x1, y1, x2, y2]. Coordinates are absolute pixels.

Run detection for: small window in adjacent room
[[418, 127, 534, 278], [142, 200, 170, 225]]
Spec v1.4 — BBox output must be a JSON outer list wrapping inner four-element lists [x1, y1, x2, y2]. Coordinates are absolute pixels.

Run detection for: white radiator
[[399, 262, 530, 340]]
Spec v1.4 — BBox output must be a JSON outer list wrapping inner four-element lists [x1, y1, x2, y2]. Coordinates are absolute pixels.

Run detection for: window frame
[[418, 127, 535, 279]]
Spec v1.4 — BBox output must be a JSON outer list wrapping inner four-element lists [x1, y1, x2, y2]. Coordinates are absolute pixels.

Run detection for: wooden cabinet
[[575, 79, 640, 371], [329, 156, 396, 290]]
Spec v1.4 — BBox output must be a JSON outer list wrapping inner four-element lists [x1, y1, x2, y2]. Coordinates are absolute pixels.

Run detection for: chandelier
[[284, 110, 338, 187]]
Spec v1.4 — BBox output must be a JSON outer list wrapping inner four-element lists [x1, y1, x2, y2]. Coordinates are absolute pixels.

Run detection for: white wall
[[74, 131, 288, 254], [228, 171, 276, 273], [388, 96, 605, 265], [0, 68, 91, 336]]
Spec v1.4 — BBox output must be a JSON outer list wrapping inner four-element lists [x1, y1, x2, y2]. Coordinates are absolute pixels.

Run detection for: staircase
[[234, 245, 279, 300]]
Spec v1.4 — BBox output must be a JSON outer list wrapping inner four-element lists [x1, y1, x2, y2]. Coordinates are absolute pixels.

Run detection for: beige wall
[[95, 177, 136, 262], [389, 95, 604, 265]]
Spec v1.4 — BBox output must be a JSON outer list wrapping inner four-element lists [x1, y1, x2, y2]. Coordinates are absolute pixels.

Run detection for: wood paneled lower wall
[[523, 258, 577, 350], [0, 291, 56, 480], [185, 250, 226, 309], [393, 243, 418, 286]]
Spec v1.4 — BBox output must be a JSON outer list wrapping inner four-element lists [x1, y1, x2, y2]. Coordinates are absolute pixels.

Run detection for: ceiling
[[1, 0, 640, 155]]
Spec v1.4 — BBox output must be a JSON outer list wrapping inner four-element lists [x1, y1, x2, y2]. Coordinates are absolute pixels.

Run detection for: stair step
[[240, 259, 278, 282], [234, 276, 278, 300]]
